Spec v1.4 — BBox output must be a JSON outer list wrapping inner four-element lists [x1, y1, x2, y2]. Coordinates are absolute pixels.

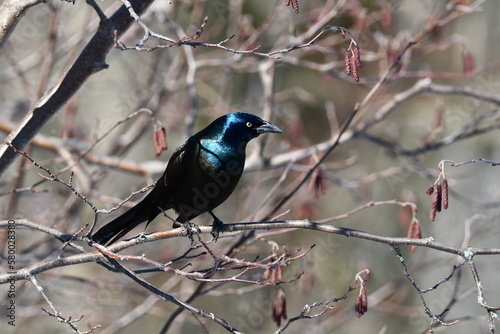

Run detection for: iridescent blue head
[[202, 112, 284, 145]]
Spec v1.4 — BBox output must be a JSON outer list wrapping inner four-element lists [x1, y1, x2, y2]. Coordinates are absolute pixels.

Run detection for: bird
[[92, 112, 284, 245]]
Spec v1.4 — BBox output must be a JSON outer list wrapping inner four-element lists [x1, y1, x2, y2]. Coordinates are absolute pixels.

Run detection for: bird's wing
[[164, 141, 191, 186], [146, 137, 200, 222]]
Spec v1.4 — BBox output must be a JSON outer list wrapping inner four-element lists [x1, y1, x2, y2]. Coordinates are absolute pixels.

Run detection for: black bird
[[92, 112, 284, 245]]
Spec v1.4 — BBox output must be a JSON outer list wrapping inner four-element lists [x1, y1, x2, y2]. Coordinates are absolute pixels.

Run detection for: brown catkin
[[351, 56, 359, 82], [462, 51, 475, 73], [354, 44, 362, 68], [436, 183, 442, 212], [409, 222, 421, 252], [442, 179, 449, 209], [345, 50, 352, 75], [153, 126, 167, 157], [355, 288, 368, 318], [430, 187, 441, 222], [429, 201, 437, 221], [407, 220, 420, 239], [414, 222, 421, 239]]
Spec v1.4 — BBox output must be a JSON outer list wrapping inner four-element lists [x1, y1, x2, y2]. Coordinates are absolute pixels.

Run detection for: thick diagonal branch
[[0, 0, 154, 176]]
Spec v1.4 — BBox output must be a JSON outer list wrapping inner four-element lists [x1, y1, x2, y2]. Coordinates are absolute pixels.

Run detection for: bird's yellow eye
[[246, 122, 253, 128]]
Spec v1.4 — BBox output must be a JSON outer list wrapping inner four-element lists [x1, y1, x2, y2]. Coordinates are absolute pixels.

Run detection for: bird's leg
[[183, 221, 197, 244], [174, 217, 199, 244], [209, 211, 224, 241]]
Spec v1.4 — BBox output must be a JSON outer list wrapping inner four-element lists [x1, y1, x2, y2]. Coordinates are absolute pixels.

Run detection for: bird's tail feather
[[92, 199, 150, 246]]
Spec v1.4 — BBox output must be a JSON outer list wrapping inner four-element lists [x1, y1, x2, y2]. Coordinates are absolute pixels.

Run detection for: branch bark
[[2, 218, 500, 284]]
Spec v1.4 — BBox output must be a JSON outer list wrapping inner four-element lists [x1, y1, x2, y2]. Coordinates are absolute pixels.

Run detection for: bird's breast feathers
[[199, 137, 245, 172]]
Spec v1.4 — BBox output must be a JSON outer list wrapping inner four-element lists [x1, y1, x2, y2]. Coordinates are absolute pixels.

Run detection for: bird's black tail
[[92, 197, 151, 246]]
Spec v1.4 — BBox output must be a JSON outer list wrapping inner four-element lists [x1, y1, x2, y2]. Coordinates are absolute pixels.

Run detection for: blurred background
[[1, 0, 500, 333]]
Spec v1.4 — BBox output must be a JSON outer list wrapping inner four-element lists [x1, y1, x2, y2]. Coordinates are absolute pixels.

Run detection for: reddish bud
[[272, 301, 280, 325], [153, 125, 168, 157], [355, 287, 368, 318], [272, 291, 287, 326], [308, 167, 327, 200], [263, 268, 270, 280], [406, 221, 422, 239], [426, 187, 434, 195], [398, 206, 412, 228], [281, 296, 287, 320], [297, 202, 317, 219], [462, 51, 475, 73], [407, 221, 422, 252]]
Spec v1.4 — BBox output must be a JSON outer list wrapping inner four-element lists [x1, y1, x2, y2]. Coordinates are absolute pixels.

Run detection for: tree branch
[[0, 0, 155, 176], [3, 217, 500, 284]]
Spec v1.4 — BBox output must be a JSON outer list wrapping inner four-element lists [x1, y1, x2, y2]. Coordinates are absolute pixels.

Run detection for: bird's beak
[[256, 121, 284, 135]]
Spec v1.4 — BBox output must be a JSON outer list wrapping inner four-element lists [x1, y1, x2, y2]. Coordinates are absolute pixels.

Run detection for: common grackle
[[92, 112, 284, 245]]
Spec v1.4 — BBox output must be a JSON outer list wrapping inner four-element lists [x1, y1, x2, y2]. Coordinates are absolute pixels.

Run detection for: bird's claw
[[211, 218, 224, 241], [180, 221, 199, 244]]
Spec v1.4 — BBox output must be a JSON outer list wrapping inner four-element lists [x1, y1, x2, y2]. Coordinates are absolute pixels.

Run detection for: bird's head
[[205, 112, 284, 146]]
